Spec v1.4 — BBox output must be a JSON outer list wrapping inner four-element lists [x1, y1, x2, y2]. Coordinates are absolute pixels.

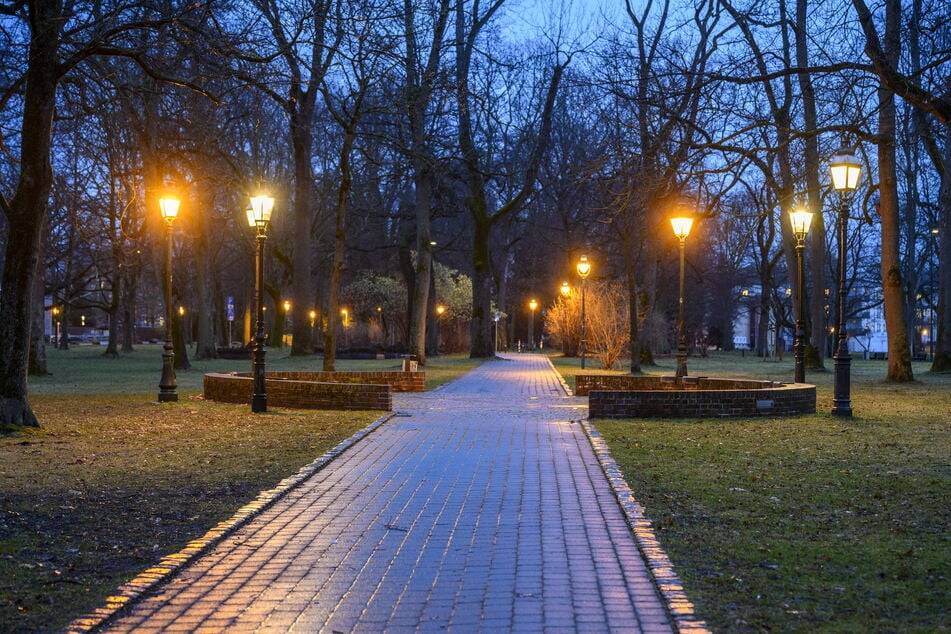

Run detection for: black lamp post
[[670, 215, 694, 378], [158, 196, 180, 402], [930, 227, 940, 361], [576, 255, 591, 369], [435, 304, 445, 354], [247, 193, 275, 413], [790, 206, 814, 384], [560, 282, 570, 354], [829, 145, 861, 416], [528, 298, 537, 351]]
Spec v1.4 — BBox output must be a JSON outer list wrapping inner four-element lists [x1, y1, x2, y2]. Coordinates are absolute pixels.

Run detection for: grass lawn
[[552, 352, 950, 632], [1, 345, 479, 632]]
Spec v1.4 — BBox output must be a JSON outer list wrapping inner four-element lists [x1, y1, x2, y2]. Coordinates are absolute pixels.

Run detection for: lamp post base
[[832, 353, 852, 416], [158, 344, 177, 402], [675, 353, 688, 378]]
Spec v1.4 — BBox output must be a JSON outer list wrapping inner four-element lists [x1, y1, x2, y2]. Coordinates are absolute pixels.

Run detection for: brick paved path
[[94, 354, 679, 633]]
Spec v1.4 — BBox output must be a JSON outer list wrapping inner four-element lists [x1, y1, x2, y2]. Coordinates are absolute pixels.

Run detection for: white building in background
[[731, 286, 890, 359]]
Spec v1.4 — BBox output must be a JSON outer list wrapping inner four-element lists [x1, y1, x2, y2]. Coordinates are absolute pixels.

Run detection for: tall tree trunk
[[796, 0, 827, 368], [0, 1, 63, 428], [931, 126, 951, 371], [121, 268, 136, 353], [29, 261, 48, 377], [290, 108, 316, 356], [402, 0, 450, 365], [879, 0, 913, 381], [322, 125, 356, 371], [194, 190, 218, 360], [102, 271, 121, 358], [470, 207, 494, 357], [409, 166, 433, 364]]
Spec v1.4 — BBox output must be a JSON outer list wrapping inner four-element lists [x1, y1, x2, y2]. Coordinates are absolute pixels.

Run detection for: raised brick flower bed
[[576, 375, 816, 418], [203, 370, 425, 411]]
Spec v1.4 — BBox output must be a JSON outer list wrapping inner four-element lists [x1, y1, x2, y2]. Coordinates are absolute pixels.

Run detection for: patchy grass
[[2, 347, 478, 632], [558, 352, 951, 631]]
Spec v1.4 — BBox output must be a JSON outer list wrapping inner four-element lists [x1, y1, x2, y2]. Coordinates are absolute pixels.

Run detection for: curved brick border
[[65, 413, 396, 634], [543, 355, 574, 396], [581, 419, 710, 633]]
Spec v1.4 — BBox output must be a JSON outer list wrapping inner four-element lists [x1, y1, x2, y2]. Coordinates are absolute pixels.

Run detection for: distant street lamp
[[158, 196, 180, 402], [435, 304, 446, 353], [829, 145, 862, 416], [576, 255, 591, 369], [51, 306, 60, 348], [560, 282, 570, 354], [493, 311, 500, 354], [247, 193, 275, 413], [282, 299, 291, 347], [670, 215, 694, 378], [528, 299, 538, 350], [790, 206, 814, 383]]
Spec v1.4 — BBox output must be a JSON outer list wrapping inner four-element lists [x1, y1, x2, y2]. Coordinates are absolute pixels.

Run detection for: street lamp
[[282, 299, 291, 347], [829, 145, 861, 416], [576, 255, 591, 369], [158, 196, 180, 402], [51, 306, 60, 348], [559, 282, 571, 354], [435, 304, 446, 353], [670, 215, 694, 378], [790, 206, 814, 383], [247, 192, 275, 413], [493, 311, 500, 354], [528, 299, 538, 350], [930, 227, 940, 361]]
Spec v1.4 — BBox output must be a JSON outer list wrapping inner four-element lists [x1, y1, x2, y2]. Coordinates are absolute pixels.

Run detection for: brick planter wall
[[203, 373, 392, 411], [578, 375, 816, 418], [261, 371, 425, 392]]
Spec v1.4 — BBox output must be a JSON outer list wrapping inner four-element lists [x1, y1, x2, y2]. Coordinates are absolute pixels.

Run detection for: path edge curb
[[64, 411, 397, 634], [580, 418, 710, 634]]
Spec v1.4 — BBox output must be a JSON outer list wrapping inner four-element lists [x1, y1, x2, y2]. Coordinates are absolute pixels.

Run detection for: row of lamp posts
[[559, 145, 859, 416], [663, 145, 860, 416], [156, 191, 275, 413], [156, 148, 862, 416]]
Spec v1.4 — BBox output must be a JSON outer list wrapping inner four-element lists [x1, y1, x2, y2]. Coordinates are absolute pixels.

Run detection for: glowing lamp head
[[249, 194, 275, 228], [789, 207, 814, 240], [670, 216, 693, 241], [159, 197, 180, 223], [529, 299, 538, 311], [829, 146, 862, 192], [576, 255, 591, 279], [560, 281, 570, 297]]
